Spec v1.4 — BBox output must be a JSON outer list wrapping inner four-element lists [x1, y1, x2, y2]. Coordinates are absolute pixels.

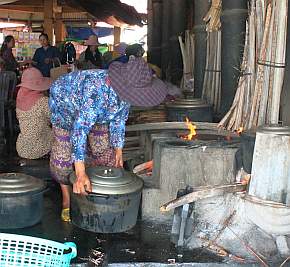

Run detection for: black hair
[[125, 44, 145, 57], [0, 35, 14, 57], [39, 33, 49, 41], [85, 47, 103, 68]]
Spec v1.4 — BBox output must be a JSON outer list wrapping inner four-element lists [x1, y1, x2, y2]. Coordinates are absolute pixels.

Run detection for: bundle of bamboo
[[201, 0, 222, 113], [178, 30, 195, 91], [219, 0, 288, 131], [203, 0, 222, 32], [202, 31, 222, 113]]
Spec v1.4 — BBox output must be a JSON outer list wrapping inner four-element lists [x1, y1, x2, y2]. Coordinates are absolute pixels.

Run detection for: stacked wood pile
[[127, 106, 167, 125], [134, 109, 167, 124], [202, 0, 222, 113], [219, 0, 288, 131]]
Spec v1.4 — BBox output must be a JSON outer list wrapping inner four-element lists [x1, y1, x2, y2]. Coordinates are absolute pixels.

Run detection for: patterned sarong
[[50, 124, 115, 185]]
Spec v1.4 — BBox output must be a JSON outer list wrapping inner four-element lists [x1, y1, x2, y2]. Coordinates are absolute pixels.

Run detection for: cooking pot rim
[[0, 186, 48, 197], [70, 167, 144, 195]]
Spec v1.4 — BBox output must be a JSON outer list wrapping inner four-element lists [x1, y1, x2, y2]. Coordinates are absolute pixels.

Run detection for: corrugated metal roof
[[64, 0, 143, 26]]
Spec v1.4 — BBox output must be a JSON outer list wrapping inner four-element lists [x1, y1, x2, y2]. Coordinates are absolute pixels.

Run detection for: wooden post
[[43, 0, 54, 43], [147, 0, 163, 67], [113, 27, 121, 45], [55, 12, 66, 46]]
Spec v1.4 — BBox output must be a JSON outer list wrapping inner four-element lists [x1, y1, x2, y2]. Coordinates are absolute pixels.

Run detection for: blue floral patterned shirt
[[49, 69, 130, 161]]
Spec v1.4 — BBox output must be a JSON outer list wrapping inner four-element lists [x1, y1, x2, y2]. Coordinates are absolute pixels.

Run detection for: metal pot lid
[[0, 173, 46, 195], [70, 167, 143, 195], [257, 124, 290, 135], [165, 98, 211, 108]]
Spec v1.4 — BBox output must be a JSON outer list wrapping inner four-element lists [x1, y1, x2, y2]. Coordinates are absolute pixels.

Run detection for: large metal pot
[[165, 98, 213, 122], [70, 167, 143, 233], [0, 173, 46, 229]]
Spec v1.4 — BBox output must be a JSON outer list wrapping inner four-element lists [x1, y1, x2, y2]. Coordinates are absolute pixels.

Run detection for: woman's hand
[[23, 59, 33, 65], [73, 161, 92, 195], [115, 148, 123, 168]]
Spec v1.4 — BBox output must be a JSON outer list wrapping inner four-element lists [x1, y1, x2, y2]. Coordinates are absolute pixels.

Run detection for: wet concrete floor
[[0, 157, 225, 266]]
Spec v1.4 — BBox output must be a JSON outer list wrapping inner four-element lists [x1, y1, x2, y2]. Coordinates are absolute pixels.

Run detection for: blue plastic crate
[[0, 233, 77, 267]]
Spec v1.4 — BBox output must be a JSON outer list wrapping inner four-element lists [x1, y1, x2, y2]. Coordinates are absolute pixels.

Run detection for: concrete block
[[142, 188, 172, 222]]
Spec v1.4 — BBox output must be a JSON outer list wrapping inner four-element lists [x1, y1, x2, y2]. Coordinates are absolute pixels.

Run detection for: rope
[[257, 60, 286, 69], [205, 69, 221, 73]]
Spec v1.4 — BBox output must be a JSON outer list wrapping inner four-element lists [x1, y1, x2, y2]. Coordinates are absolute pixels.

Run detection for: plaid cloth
[[108, 57, 168, 107]]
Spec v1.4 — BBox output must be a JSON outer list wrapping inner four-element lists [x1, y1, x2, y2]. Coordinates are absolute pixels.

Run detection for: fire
[[183, 117, 197, 140], [237, 127, 244, 134]]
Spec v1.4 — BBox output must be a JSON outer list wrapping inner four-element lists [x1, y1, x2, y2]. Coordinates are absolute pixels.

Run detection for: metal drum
[[165, 98, 213, 122], [70, 167, 143, 233], [248, 125, 290, 205]]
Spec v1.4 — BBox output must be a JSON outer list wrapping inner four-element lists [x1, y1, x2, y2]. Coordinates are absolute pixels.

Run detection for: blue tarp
[[66, 26, 114, 40]]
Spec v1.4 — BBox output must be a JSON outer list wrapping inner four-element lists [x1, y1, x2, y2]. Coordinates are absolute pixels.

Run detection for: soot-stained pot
[[70, 167, 143, 233], [165, 98, 213, 122], [0, 173, 46, 229], [240, 129, 256, 173]]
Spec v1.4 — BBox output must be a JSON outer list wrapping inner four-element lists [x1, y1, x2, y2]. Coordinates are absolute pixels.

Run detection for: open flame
[[182, 117, 197, 140], [236, 127, 244, 135]]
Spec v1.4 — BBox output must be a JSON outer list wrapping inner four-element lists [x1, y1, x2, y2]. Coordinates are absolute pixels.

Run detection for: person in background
[[125, 43, 145, 58], [103, 42, 128, 69], [0, 57, 5, 72], [112, 42, 129, 63], [49, 57, 168, 222], [78, 35, 103, 69], [0, 35, 31, 74], [16, 67, 52, 160], [104, 43, 146, 69], [61, 41, 76, 64], [32, 33, 61, 77]]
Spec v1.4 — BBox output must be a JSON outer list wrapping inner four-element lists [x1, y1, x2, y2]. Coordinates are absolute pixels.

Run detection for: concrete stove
[[142, 128, 240, 222]]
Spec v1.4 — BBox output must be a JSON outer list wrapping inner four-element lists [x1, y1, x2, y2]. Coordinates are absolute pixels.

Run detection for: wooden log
[[160, 183, 246, 212], [133, 160, 153, 174]]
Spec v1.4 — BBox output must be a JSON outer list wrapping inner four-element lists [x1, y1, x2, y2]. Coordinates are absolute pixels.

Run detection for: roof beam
[[12, 0, 44, 6], [0, 4, 81, 13], [0, 6, 43, 12]]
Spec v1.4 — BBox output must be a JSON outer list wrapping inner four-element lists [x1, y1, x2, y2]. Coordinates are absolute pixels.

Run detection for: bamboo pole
[[248, 2, 272, 129], [202, 0, 222, 114], [257, 1, 275, 125], [270, 0, 288, 124]]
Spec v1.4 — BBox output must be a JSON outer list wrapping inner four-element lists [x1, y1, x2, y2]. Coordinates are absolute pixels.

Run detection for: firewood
[[160, 183, 246, 212]]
